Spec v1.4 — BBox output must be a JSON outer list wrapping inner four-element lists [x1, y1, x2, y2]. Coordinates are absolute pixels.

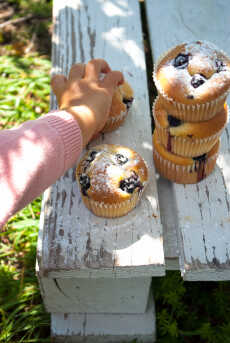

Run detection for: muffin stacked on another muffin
[[152, 40, 230, 184]]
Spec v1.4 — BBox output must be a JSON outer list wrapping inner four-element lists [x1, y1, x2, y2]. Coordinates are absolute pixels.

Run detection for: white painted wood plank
[[51, 295, 156, 343], [37, 0, 165, 278], [156, 176, 180, 266], [146, 0, 230, 280], [38, 277, 151, 314]]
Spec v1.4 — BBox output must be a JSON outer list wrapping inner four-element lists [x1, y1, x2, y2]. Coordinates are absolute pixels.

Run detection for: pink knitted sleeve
[[0, 110, 83, 228]]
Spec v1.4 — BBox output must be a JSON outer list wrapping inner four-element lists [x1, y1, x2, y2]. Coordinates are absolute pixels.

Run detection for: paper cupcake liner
[[153, 114, 226, 158], [90, 109, 129, 141], [102, 109, 128, 133], [155, 126, 220, 157], [152, 98, 228, 156], [157, 93, 228, 122], [152, 43, 230, 122], [81, 191, 143, 218], [153, 143, 218, 184]]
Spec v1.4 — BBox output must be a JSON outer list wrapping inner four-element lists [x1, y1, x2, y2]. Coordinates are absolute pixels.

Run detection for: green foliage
[[0, 197, 50, 342], [8, 0, 52, 18], [0, 55, 51, 128], [154, 271, 230, 343]]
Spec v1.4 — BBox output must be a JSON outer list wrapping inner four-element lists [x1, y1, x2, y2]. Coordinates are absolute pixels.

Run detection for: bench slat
[[37, 0, 165, 279], [146, 0, 230, 281], [51, 296, 156, 343]]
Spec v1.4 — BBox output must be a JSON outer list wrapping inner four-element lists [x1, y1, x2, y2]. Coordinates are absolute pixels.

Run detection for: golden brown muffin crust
[[155, 41, 230, 105], [120, 81, 134, 100], [76, 144, 148, 204], [110, 89, 126, 117], [101, 80, 134, 133]]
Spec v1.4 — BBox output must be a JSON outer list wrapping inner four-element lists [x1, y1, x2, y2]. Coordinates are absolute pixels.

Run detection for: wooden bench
[[36, 0, 230, 342]]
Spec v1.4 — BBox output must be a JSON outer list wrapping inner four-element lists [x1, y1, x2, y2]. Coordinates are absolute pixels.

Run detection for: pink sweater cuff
[[39, 110, 83, 173]]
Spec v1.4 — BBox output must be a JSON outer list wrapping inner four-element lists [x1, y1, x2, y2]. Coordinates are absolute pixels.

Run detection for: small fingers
[[68, 63, 85, 81], [51, 74, 67, 98], [101, 71, 124, 93], [85, 59, 111, 80]]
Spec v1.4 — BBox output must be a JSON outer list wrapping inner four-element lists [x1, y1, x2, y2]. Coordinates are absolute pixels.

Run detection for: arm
[[0, 111, 82, 228], [0, 59, 123, 228]]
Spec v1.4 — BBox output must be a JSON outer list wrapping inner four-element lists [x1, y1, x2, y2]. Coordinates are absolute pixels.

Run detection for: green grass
[[0, 214, 50, 343], [153, 272, 230, 343], [0, 55, 51, 129], [0, 54, 51, 342], [8, 0, 52, 18]]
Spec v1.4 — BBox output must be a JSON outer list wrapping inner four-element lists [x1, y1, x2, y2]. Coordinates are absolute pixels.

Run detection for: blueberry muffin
[[153, 96, 228, 157], [76, 144, 148, 217], [102, 81, 134, 133], [153, 130, 219, 184], [153, 41, 230, 121]]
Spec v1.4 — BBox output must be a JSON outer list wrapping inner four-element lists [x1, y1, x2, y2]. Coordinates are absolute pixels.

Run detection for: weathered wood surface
[[146, 0, 230, 281], [37, 0, 165, 279], [38, 277, 151, 314], [51, 296, 156, 343], [156, 177, 180, 270]]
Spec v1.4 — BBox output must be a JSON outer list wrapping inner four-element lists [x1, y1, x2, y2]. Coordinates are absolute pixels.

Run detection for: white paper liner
[[157, 92, 228, 122], [81, 188, 145, 218], [152, 99, 228, 157], [153, 144, 218, 184], [152, 42, 230, 121], [102, 109, 128, 132]]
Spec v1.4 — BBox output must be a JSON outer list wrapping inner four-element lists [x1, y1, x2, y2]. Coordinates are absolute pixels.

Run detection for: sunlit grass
[[0, 198, 51, 342], [0, 55, 51, 129]]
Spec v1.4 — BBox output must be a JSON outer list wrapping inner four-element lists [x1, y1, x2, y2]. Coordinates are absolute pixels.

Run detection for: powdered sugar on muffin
[[156, 41, 230, 104], [76, 144, 148, 217]]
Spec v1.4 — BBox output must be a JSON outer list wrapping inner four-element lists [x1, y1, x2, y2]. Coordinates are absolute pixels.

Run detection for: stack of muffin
[[152, 40, 230, 184]]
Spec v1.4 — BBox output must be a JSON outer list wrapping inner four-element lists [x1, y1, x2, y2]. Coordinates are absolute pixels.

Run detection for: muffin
[[76, 144, 148, 218], [102, 81, 134, 133], [153, 96, 228, 157], [153, 130, 219, 184], [153, 40, 230, 121]]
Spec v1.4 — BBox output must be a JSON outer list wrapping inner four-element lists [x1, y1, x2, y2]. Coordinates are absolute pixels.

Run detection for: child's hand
[[51, 59, 124, 146]]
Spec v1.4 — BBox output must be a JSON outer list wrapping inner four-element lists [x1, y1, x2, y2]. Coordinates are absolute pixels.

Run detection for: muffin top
[[76, 144, 148, 203], [154, 41, 230, 104], [153, 96, 228, 138]]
